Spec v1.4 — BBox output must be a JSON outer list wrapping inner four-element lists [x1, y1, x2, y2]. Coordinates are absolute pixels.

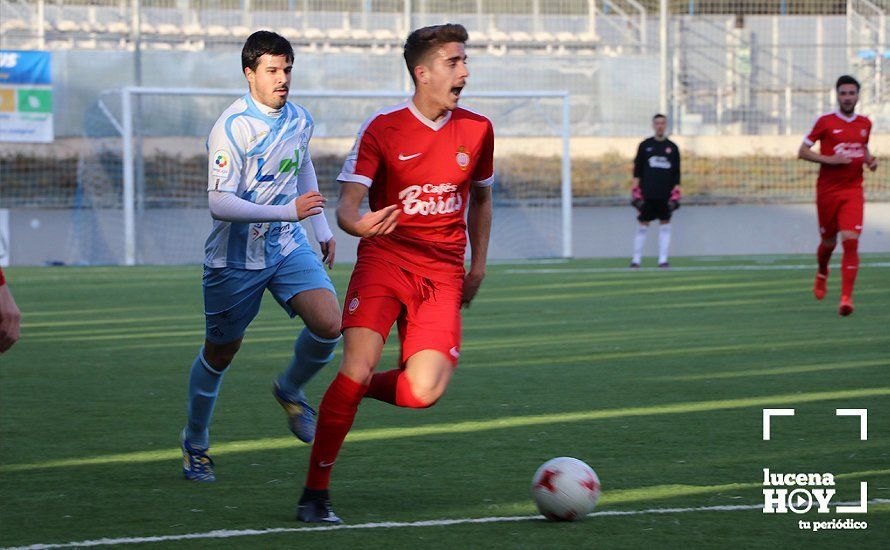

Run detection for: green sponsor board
[[17, 89, 52, 113]]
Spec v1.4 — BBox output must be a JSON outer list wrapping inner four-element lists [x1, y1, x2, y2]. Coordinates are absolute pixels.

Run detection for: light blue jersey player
[[181, 31, 342, 482]]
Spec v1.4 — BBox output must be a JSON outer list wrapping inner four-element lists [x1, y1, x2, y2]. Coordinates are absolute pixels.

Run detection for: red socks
[[841, 238, 859, 298], [307, 369, 437, 490], [305, 372, 368, 490], [365, 369, 433, 408], [817, 243, 834, 276], [364, 368, 400, 404]]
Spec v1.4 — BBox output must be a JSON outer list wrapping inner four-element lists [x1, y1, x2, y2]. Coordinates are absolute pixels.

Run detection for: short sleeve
[[471, 120, 495, 187], [338, 118, 382, 187], [207, 117, 245, 193], [803, 116, 825, 147]]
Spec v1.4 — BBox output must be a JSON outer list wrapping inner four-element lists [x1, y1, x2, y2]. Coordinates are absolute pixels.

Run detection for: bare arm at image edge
[[0, 269, 21, 353]]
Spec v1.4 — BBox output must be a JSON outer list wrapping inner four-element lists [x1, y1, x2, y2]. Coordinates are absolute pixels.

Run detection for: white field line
[[504, 262, 890, 274], [6, 499, 888, 549]]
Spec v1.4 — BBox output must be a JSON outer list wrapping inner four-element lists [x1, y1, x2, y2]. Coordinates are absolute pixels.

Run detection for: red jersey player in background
[[798, 75, 877, 316], [296, 23, 494, 523]]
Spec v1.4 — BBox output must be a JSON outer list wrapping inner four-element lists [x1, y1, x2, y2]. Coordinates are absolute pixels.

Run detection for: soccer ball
[[531, 457, 601, 521]]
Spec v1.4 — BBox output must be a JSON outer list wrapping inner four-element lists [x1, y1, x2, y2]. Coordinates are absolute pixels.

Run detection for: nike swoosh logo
[[318, 460, 335, 468], [833, 129, 843, 133], [399, 153, 422, 161]]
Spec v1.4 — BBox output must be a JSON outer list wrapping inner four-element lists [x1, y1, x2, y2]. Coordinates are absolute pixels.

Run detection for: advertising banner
[[0, 50, 53, 143]]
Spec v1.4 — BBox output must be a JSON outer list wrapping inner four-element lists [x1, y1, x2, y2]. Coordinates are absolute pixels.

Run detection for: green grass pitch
[[1, 255, 888, 548]]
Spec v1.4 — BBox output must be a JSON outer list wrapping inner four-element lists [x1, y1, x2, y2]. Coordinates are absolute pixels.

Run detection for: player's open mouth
[[451, 86, 463, 99]]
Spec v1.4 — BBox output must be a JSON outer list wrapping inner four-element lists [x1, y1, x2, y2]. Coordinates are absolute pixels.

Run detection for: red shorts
[[341, 257, 463, 367], [817, 188, 864, 238]]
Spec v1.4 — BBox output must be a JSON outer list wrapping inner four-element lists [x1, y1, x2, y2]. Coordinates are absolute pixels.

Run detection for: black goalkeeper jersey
[[633, 137, 681, 200]]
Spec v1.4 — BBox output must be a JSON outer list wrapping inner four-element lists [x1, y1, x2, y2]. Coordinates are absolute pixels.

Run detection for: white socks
[[632, 226, 648, 264], [658, 224, 672, 264]]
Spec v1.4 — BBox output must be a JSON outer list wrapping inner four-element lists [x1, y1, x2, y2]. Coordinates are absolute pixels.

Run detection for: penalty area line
[[7, 499, 888, 549]]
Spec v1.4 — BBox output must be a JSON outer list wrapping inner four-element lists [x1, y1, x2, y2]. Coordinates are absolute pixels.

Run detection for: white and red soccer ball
[[531, 457, 601, 521]]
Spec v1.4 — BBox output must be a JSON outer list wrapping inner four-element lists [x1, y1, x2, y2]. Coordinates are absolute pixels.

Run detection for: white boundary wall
[[6, 203, 889, 266]]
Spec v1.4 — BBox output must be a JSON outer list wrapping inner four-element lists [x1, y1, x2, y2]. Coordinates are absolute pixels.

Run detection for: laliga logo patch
[[861, 129, 867, 137], [456, 146, 470, 171], [666, 146, 672, 154], [348, 295, 360, 314], [212, 149, 231, 178]]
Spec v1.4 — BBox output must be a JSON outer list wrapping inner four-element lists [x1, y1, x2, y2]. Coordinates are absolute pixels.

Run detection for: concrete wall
[[10, 134, 890, 160], [6, 203, 889, 266]]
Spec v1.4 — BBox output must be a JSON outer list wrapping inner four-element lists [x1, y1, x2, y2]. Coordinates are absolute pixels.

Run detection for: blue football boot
[[273, 382, 317, 443], [181, 430, 216, 482]]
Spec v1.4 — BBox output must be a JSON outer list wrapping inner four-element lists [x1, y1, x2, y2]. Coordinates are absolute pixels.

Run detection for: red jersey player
[[296, 23, 494, 523], [798, 75, 877, 316]]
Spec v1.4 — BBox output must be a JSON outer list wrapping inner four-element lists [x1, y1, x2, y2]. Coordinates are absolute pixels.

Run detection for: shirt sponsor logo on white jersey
[[399, 183, 462, 215], [278, 148, 302, 175]]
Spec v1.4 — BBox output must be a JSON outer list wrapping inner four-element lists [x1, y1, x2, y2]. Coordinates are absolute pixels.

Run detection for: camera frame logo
[[761, 408, 869, 532]]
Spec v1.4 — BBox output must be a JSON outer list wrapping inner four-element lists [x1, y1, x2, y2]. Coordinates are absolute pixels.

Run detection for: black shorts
[[638, 199, 672, 222]]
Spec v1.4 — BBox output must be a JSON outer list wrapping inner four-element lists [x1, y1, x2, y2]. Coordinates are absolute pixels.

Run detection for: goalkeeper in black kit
[[630, 113, 681, 268]]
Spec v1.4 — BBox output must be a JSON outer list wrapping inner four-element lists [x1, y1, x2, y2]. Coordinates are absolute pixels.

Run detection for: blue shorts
[[203, 246, 336, 344]]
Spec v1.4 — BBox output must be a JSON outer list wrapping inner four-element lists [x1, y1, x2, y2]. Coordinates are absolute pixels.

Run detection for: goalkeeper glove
[[630, 185, 644, 211], [668, 187, 681, 212]]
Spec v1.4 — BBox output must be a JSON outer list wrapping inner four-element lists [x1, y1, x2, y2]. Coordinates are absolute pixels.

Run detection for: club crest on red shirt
[[348, 292, 360, 314], [456, 146, 470, 170]]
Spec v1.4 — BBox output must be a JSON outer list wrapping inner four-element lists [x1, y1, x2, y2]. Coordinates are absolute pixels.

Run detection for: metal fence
[[1, 0, 888, 214]]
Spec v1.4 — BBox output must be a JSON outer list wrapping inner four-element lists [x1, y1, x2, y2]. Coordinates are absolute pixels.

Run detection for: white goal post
[[84, 87, 572, 265]]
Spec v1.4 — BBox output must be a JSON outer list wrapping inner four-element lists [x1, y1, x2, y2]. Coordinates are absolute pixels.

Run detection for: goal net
[[71, 87, 571, 265]]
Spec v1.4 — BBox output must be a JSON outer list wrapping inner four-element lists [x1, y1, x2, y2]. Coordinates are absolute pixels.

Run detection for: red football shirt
[[804, 111, 872, 193], [338, 102, 495, 282]]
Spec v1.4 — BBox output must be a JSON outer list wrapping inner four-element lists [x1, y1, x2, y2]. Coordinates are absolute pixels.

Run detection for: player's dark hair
[[653, 113, 667, 121], [242, 30, 294, 71], [404, 23, 469, 84], [836, 75, 860, 91]]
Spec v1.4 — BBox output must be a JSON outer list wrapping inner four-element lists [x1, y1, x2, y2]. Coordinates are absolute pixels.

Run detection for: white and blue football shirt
[[204, 94, 315, 269]]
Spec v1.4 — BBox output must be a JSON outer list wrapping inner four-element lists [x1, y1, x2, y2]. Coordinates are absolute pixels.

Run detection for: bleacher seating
[[0, 0, 619, 53]]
